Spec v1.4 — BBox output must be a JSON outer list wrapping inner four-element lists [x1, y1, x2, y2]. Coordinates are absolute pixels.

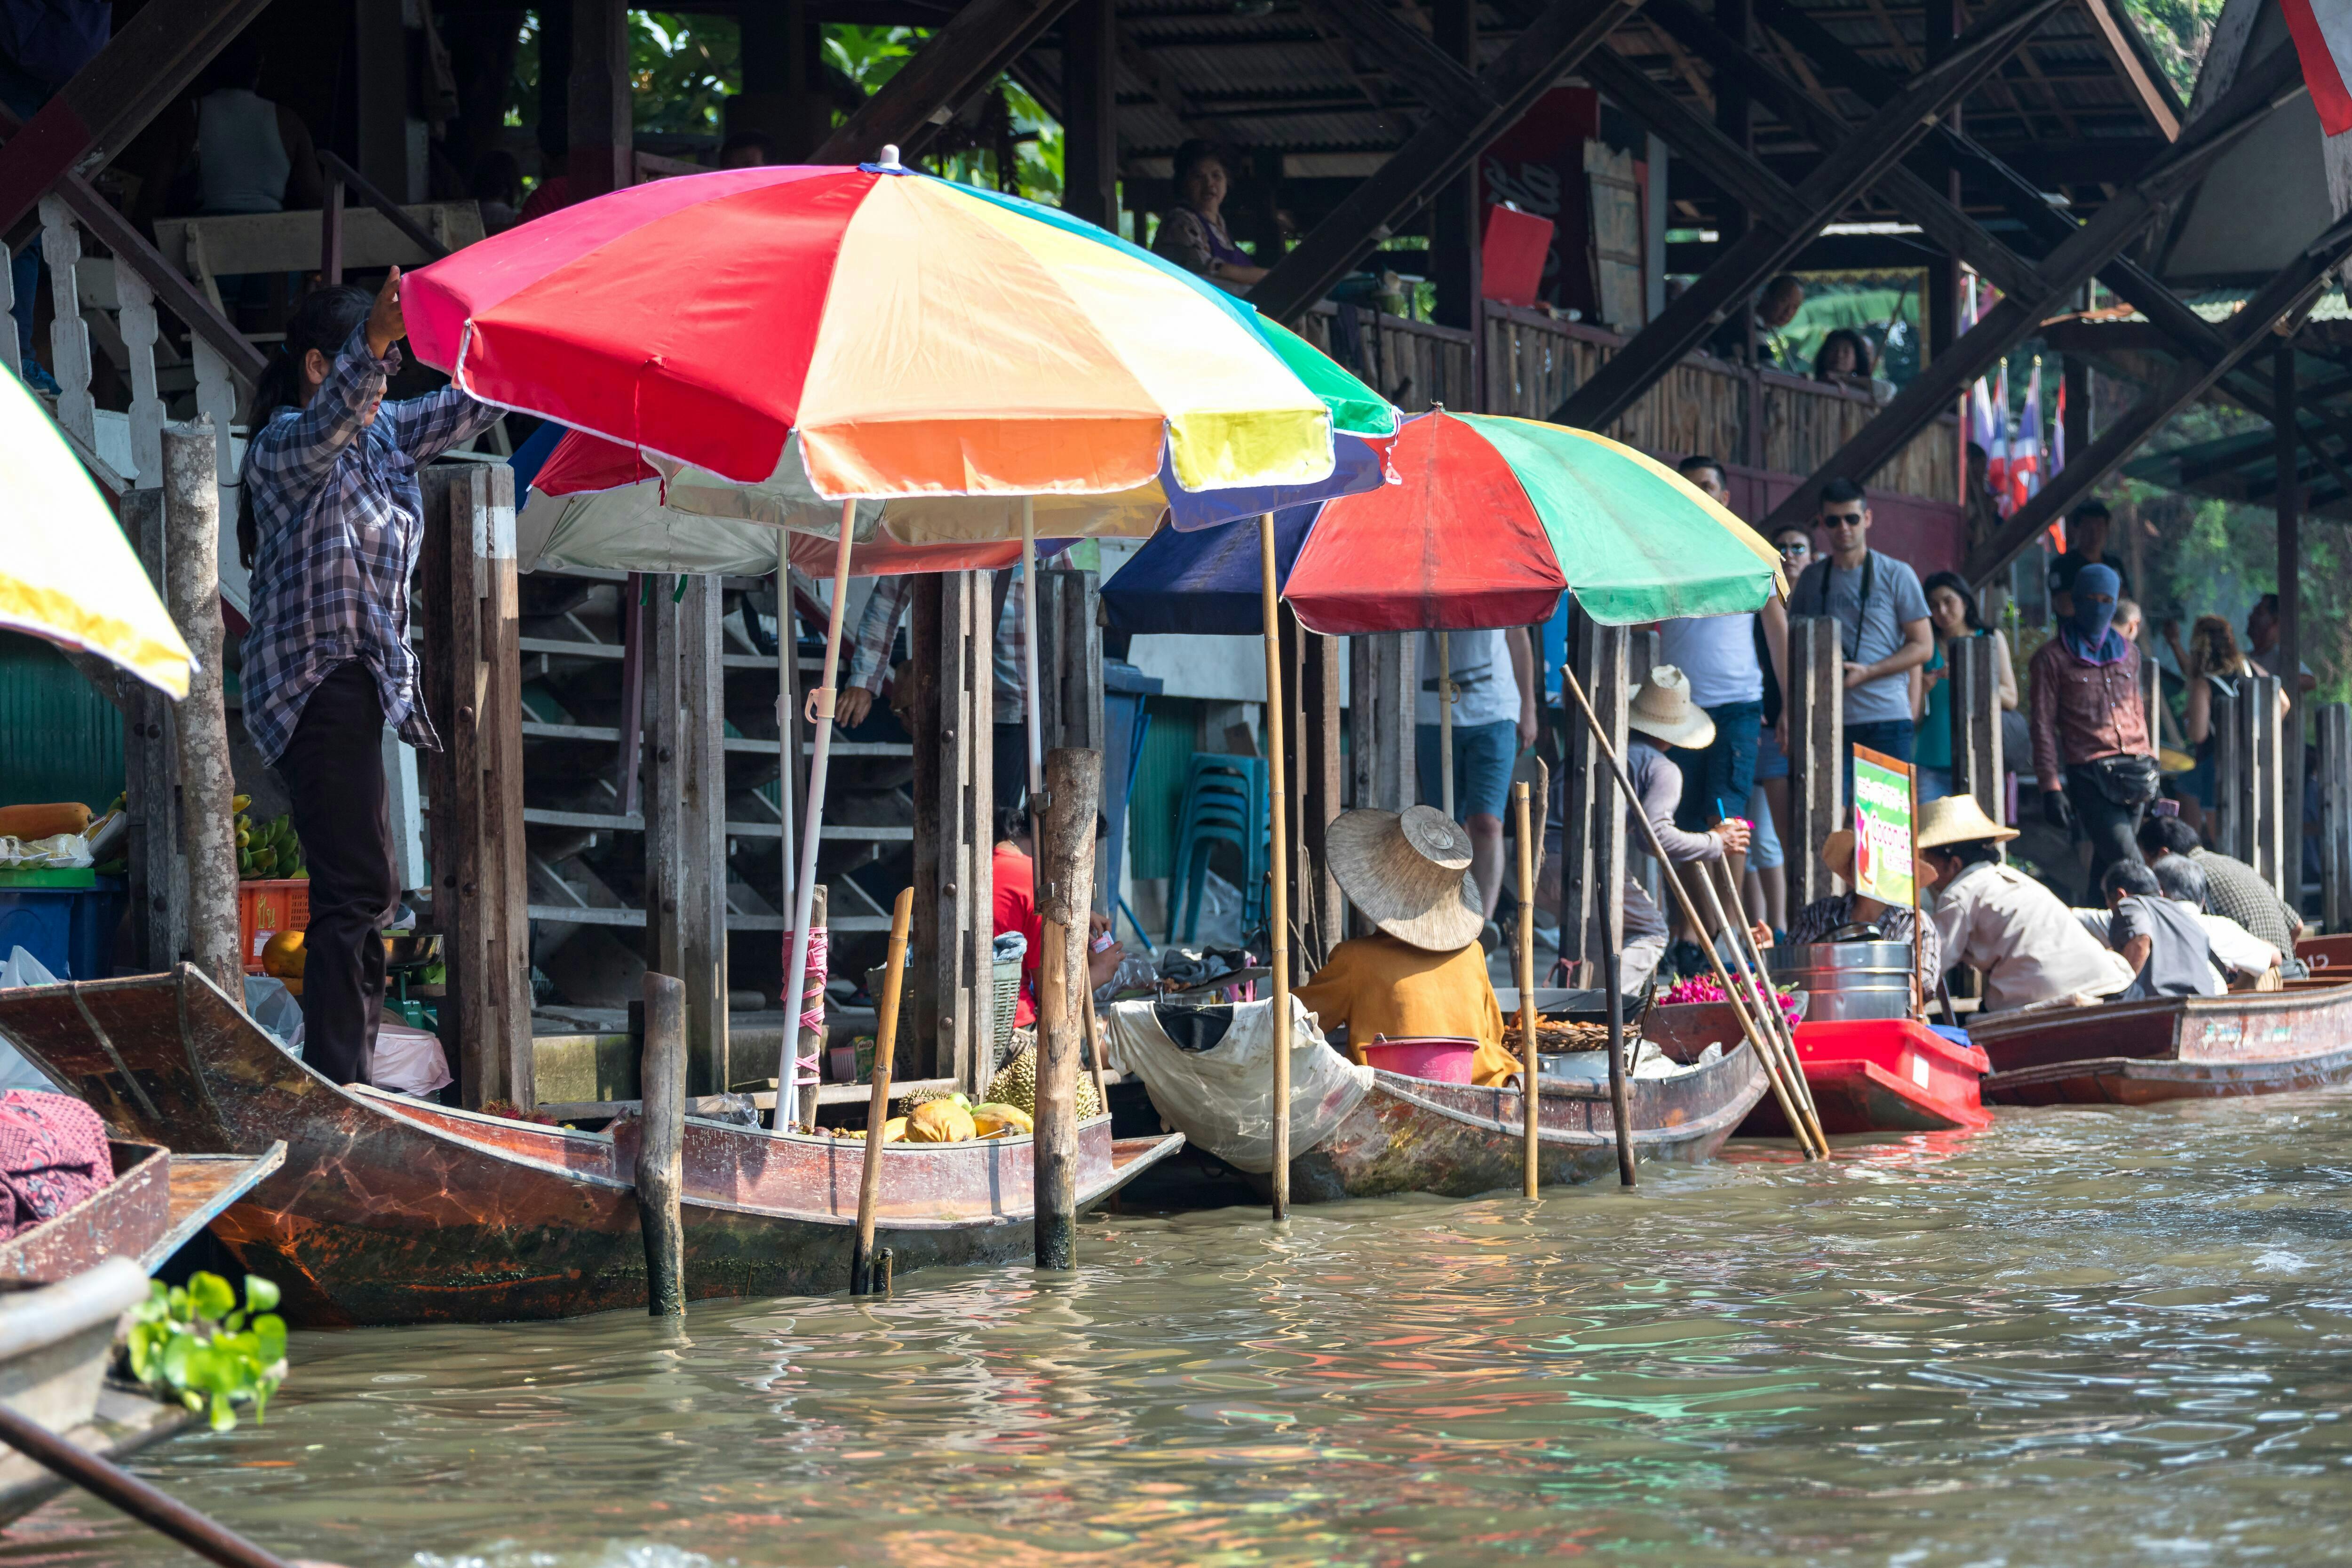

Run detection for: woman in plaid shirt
[[238, 271, 502, 1087]]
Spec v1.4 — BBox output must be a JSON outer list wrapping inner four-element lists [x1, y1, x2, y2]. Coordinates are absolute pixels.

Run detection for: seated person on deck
[[1292, 805, 1522, 1087], [1785, 829, 1943, 977], [993, 802, 1125, 1027], [2101, 860, 2225, 1002], [1920, 795, 2133, 1012]]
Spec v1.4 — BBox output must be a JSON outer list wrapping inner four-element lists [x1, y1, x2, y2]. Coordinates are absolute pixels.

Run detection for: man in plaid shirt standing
[[239, 269, 502, 1087]]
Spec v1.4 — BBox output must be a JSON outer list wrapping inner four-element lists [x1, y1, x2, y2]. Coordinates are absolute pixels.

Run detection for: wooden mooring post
[[646, 573, 729, 1096], [161, 423, 237, 993], [1347, 632, 1417, 937], [909, 571, 996, 1093], [2320, 704, 2352, 932], [1785, 617, 1844, 905], [1950, 630, 2005, 826], [121, 487, 184, 972], [638, 970, 686, 1317], [2223, 674, 2286, 891], [1559, 607, 1629, 987], [1282, 606, 1344, 969], [1033, 747, 1101, 1271]]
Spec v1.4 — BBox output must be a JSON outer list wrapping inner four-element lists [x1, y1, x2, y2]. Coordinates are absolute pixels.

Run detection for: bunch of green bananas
[[235, 803, 307, 881]]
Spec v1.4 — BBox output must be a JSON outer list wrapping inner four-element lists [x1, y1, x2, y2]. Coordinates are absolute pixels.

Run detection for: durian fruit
[[970, 1103, 1032, 1138], [985, 1046, 1101, 1120], [906, 1100, 975, 1143]]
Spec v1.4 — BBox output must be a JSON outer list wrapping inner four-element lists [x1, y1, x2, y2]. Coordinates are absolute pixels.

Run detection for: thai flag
[[1985, 358, 2013, 515], [2282, 0, 2352, 135], [2010, 358, 2043, 512], [2052, 374, 2067, 477], [1965, 282, 2001, 464]]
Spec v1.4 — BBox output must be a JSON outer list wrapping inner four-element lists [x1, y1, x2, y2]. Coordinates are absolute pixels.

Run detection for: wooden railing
[[1298, 301, 1958, 503]]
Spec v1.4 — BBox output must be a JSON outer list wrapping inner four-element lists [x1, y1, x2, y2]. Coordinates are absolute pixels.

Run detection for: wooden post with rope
[[1513, 780, 1541, 1198]]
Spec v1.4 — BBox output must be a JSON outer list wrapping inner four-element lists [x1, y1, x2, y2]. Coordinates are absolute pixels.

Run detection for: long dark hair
[[1921, 570, 1987, 633], [240, 285, 372, 567], [1812, 326, 1871, 381]]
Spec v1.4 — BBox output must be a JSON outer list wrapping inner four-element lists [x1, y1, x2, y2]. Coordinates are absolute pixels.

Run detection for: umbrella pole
[[1260, 511, 1292, 1223], [775, 532, 795, 913], [775, 501, 856, 1131], [1438, 632, 1454, 819], [1557, 663, 1827, 1161]]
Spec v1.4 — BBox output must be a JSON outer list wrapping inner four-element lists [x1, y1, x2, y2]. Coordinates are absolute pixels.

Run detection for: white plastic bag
[[372, 1021, 453, 1097], [1104, 995, 1372, 1174], [0, 948, 61, 1090], [240, 975, 306, 1058], [0, 833, 92, 868]]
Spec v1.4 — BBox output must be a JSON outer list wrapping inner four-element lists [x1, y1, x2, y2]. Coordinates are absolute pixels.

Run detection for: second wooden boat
[[1975, 979, 2352, 1104], [0, 966, 1180, 1325], [1286, 1042, 1768, 1201]]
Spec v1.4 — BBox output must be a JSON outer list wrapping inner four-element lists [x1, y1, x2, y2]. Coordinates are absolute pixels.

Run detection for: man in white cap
[[1294, 805, 1524, 1086], [1614, 667, 1756, 994], [1918, 794, 2133, 1012]]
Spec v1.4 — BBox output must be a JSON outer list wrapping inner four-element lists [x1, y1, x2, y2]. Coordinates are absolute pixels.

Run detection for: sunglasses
[[1777, 539, 1811, 557], [1822, 511, 1867, 527]]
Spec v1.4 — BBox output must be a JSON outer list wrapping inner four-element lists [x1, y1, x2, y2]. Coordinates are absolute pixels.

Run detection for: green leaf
[[209, 1390, 235, 1432], [243, 1276, 280, 1314], [186, 1272, 235, 1321], [253, 1315, 287, 1363]]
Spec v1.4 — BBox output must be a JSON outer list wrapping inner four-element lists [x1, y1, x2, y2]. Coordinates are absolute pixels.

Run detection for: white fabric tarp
[[1103, 994, 1372, 1174]]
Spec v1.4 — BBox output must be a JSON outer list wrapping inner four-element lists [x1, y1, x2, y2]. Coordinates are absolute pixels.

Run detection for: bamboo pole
[[1558, 663, 1826, 1161], [1260, 512, 1293, 1221], [1513, 780, 1540, 1198], [775, 501, 856, 1129], [1697, 856, 1828, 1152], [1082, 989, 1112, 1115], [852, 886, 914, 1295], [1705, 854, 1818, 1129], [1438, 631, 1454, 819], [774, 533, 795, 911], [637, 970, 685, 1316]]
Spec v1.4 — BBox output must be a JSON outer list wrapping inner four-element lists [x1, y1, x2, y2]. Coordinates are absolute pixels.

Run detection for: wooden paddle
[[851, 886, 915, 1295]]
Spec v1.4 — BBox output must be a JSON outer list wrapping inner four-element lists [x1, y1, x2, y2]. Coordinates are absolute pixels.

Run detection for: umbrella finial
[[880, 144, 904, 169]]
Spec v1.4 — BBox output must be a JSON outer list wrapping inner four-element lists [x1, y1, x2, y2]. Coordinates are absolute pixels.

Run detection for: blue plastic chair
[[1169, 756, 1272, 942]]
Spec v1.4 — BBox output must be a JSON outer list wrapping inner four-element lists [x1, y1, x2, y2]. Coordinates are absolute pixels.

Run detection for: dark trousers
[[277, 662, 397, 1087], [2066, 764, 2145, 898], [993, 720, 1030, 814]]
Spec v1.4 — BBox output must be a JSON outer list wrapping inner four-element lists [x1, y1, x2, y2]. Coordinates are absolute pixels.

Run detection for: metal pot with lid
[[1767, 938, 1914, 1021]]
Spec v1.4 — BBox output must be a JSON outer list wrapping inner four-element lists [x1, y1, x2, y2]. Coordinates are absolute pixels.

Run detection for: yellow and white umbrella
[[0, 371, 192, 698]]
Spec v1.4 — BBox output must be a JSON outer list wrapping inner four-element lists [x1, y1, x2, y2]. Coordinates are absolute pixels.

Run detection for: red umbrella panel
[[1280, 410, 1568, 636]]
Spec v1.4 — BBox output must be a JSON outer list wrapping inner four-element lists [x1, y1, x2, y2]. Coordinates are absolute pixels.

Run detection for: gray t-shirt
[[2109, 894, 2224, 1002], [1792, 549, 1930, 726]]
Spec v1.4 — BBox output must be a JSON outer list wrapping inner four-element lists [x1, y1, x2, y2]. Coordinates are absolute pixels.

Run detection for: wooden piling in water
[[1034, 746, 1101, 1270], [1513, 780, 1540, 1200], [638, 971, 686, 1318], [853, 888, 915, 1295], [161, 422, 237, 994]]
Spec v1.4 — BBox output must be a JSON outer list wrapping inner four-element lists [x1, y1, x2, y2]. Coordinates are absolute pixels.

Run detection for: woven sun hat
[[1820, 826, 1931, 893], [1915, 792, 2019, 850], [1326, 804, 1486, 953], [1625, 665, 1716, 748]]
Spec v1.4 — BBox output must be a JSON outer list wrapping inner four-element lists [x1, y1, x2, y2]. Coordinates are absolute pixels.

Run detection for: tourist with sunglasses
[[1788, 479, 1935, 794]]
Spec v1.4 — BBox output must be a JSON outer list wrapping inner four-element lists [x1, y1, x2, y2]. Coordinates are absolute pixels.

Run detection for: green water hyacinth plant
[[124, 1273, 289, 1432]]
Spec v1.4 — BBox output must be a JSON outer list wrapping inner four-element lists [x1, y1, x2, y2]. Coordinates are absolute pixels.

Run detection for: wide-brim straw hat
[[1915, 793, 2019, 850], [1820, 827, 1931, 894], [1326, 804, 1485, 953], [1626, 665, 1716, 748]]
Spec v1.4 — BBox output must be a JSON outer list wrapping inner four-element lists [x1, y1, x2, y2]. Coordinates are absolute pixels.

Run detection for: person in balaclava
[[2029, 560, 2157, 894]]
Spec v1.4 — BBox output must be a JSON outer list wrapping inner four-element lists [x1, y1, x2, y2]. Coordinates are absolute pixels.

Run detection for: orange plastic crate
[[238, 879, 310, 974]]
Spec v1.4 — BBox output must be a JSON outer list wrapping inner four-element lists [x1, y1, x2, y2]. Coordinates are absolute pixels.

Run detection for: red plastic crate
[[238, 879, 310, 974]]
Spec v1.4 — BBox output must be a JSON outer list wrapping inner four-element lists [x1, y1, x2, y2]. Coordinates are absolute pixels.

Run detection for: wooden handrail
[[318, 151, 450, 263]]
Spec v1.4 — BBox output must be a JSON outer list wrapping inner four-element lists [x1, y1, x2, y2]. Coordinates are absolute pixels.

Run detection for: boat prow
[[1973, 979, 2352, 1105]]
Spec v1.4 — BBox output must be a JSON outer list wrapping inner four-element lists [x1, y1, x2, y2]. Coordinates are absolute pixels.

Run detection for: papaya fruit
[[970, 1103, 1033, 1138], [906, 1101, 975, 1143], [0, 803, 91, 839]]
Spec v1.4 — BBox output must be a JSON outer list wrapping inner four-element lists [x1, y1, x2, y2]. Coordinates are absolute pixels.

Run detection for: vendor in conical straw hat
[[1784, 829, 1943, 977], [1580, 666, 1764, 995], [1293, 805, 1523, 1086], [1916, 793, 2132, 1012]]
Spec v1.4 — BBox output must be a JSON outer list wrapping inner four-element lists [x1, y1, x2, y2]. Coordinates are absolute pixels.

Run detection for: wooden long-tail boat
[[1975, 978, 2352, 1105], [0, 967, 1182, 1326], [1285, 1042, 1768, 1201]]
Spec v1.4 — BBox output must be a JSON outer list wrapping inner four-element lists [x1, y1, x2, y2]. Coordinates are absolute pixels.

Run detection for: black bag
[[2085, 753, 2161, 807]]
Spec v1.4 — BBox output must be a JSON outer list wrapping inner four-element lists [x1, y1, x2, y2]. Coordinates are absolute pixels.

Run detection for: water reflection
[[9, 1093, 2352, 1566]]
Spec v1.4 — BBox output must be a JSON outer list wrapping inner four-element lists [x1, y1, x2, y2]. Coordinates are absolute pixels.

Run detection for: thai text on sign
[[1851, 746, 1916, 909]]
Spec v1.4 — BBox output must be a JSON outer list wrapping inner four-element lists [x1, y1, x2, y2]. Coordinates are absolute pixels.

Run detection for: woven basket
[[861, 956, 1026, 1075]]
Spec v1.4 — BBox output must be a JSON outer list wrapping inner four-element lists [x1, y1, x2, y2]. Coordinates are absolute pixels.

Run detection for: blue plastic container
[[0, 877, 123, 980]]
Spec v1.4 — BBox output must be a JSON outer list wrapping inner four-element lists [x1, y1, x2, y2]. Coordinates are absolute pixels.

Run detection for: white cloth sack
[[372, 1021, 453, 1097], [1103, 994, 1372, 1174]]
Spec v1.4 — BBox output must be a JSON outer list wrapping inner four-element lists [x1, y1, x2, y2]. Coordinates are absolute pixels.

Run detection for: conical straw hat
[[1325, 805, 1485, 952], [1626, 665, 1715, 748], [1915, 792, 2018, 849]]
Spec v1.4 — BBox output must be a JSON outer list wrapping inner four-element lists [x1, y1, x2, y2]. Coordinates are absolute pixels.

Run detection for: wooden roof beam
[[0, 0, 274, 232], [1250, 0, 1644, 322], [1552, 0, 2069, 430], [811, 0, 1079, 164], [1967, 206, 2352, 582], [2074, 0, 2181, 139], [1750, 43, 2306, 536]]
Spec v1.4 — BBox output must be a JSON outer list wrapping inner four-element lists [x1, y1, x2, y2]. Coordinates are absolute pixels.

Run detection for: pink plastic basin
[[1360, 1035, 1478, 1082]]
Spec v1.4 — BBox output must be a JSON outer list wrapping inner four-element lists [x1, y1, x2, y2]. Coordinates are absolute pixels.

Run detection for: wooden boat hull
[[0, 1138, 285, 1285], [0, 966, 1176, 1325], [1286, 1043, 1768, 1202], [1735, 1019, 1992, 1137], [1975, 982, 2352, 1105]]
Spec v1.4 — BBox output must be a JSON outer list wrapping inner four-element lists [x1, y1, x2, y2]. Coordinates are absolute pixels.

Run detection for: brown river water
[[10, 1090, 2352, 1568]]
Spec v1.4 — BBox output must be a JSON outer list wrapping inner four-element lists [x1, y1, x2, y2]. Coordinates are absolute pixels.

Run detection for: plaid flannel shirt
[[239, 328, 503, 764], [834, 569, 1025, 720]]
